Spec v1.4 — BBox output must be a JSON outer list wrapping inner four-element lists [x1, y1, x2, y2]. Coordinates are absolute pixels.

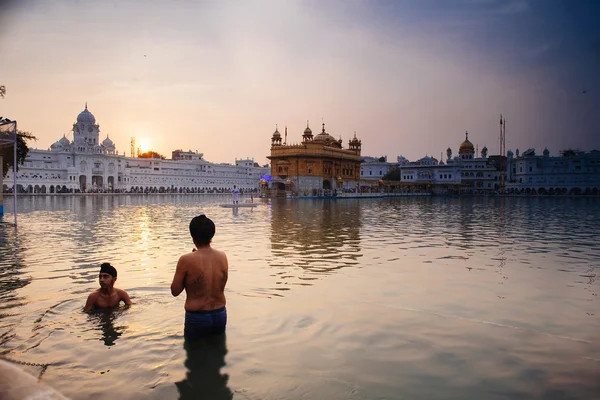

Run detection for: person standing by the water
[[84, 263, 132, 311], [231, 185, 239, 204], [171, 214, 229, 341]]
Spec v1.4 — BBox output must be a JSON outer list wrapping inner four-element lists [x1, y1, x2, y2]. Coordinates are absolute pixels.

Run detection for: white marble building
[[505, 148, 600, 194], [360, 156, 393, 182], [398, 132, 498, 193], [3, 105, 269, 193]]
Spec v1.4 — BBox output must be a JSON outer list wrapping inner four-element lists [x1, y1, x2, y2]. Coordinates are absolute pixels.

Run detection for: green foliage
[[0, 85, 5, 99], [382, 167, 400, 181], [138, 150, 166, 160], [1, 130, 37, 178]]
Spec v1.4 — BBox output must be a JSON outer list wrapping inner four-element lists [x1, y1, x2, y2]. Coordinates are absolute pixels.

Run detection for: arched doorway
[[323, 180, 332, 190], [92, 175, 103, 189], [79, 175, 87, 192], [107, 176, 115, 190]]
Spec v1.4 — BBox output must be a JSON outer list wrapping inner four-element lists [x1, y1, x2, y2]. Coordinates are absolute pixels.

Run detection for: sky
[[0, 0, 599, 164]]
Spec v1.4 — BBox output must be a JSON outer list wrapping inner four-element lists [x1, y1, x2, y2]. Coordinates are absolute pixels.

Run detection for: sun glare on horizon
[[139, 139, 150, 154]]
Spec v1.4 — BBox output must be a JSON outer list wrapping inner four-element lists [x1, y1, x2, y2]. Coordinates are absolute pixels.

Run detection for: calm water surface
[[0, 195, 598, 399]]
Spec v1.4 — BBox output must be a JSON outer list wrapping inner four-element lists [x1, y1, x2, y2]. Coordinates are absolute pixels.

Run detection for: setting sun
[[139, 139, 151, 153]]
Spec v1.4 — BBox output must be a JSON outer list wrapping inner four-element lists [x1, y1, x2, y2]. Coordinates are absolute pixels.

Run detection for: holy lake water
[[0, 195, 598, 399]]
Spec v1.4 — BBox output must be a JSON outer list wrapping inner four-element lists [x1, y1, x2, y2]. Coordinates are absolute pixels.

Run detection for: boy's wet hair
[[189, 214, 215, 245]]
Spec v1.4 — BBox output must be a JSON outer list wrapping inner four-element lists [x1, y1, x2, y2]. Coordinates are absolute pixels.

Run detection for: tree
[[0, 85, 6, 99], [138, 150, 165, 159], [1, 130, 37, 178], [382, 167, 400, 181]]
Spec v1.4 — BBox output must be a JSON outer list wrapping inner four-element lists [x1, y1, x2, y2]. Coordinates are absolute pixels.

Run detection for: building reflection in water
[[87, 309, 128, 347], [268, 199, 362, 282], [0, 227, 30, 349], [175, 334, 233, 400]]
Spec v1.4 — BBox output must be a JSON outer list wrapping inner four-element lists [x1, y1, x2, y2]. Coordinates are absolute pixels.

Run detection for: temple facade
[[266, 123, 362, 195]]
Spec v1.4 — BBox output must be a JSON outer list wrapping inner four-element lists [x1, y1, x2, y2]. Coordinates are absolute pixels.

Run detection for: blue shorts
[[184, 307, 227, 341]]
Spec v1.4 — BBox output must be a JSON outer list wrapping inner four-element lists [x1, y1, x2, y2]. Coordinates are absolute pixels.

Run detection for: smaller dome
[[51, 140, 62, 149], [304, 126, 312, 135], [59, 135, 70, 146], [543, 147, 550, 156], [272, 125, 281, 138], [507, 149, 514, 158], [102, 136, 114, 147]]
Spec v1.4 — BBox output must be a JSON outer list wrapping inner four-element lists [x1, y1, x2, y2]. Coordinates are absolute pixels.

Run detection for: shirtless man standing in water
[[171, 214, 229, 340], [84, 263, 131, 311]]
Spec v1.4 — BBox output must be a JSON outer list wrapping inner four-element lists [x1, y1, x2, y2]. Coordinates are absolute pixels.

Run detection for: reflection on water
[[269, 198, 362, 277], [87, 309, 128, 347], [175, 335, 233, 400], [0, 228, 29, 350], [0, 195, 598, 399]]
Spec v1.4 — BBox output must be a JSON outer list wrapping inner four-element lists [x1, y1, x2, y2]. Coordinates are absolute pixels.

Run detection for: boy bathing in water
[[84, 263, 132, 311], [171, 214, 229, 341]]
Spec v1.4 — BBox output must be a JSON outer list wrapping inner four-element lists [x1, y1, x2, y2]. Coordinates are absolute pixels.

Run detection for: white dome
[[77, 104, 96, 124], [59, 135, 70, 146], [102, 136, 114, 147]]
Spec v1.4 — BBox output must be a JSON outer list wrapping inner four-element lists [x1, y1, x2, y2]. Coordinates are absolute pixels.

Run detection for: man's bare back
[[171, 246, 228, 312]]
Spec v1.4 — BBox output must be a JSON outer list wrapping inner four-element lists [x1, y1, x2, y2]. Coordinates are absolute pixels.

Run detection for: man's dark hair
[[189, 214, 215, 245], [100, 262, 117, 278]]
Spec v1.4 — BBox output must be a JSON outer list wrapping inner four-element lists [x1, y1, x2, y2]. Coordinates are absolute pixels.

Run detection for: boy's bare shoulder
[[211, 248, 227, 258], [178, 251, 196, 263]]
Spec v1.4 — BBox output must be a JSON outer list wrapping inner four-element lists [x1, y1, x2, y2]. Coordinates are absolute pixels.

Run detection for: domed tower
[[102, 135, 116, 154], [348, 132, 361, 154], [507, 149, 514, 159], [458, 131, 475, 160], [72, 102, 100, 152], [271, 125, 282, 146], [446, 147, 452, 161], [481, 145, 488, 159], [543, 148, 550, 157], [302, 121, 313, 142]]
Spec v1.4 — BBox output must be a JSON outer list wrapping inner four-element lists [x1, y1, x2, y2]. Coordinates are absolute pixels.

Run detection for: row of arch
[[127, 186, 259, 194], [504, 187, 600, 195], [3, 184, 71, 193]]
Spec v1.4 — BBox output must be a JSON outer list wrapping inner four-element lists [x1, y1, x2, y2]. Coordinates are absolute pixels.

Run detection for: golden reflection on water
[[0, 195, 598, 400]]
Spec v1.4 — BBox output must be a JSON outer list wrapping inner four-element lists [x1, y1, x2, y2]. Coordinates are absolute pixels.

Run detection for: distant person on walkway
[[231, 185, 239, 204], [84, 263, 132, 311], [171, 214, 229, 341]]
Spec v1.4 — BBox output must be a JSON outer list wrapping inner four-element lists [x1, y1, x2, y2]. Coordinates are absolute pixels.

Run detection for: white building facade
[[360, 156, 393, 182], [505, 148, 600, 194], [4, 106, 269, 194], [398, 132, 498, 193]]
